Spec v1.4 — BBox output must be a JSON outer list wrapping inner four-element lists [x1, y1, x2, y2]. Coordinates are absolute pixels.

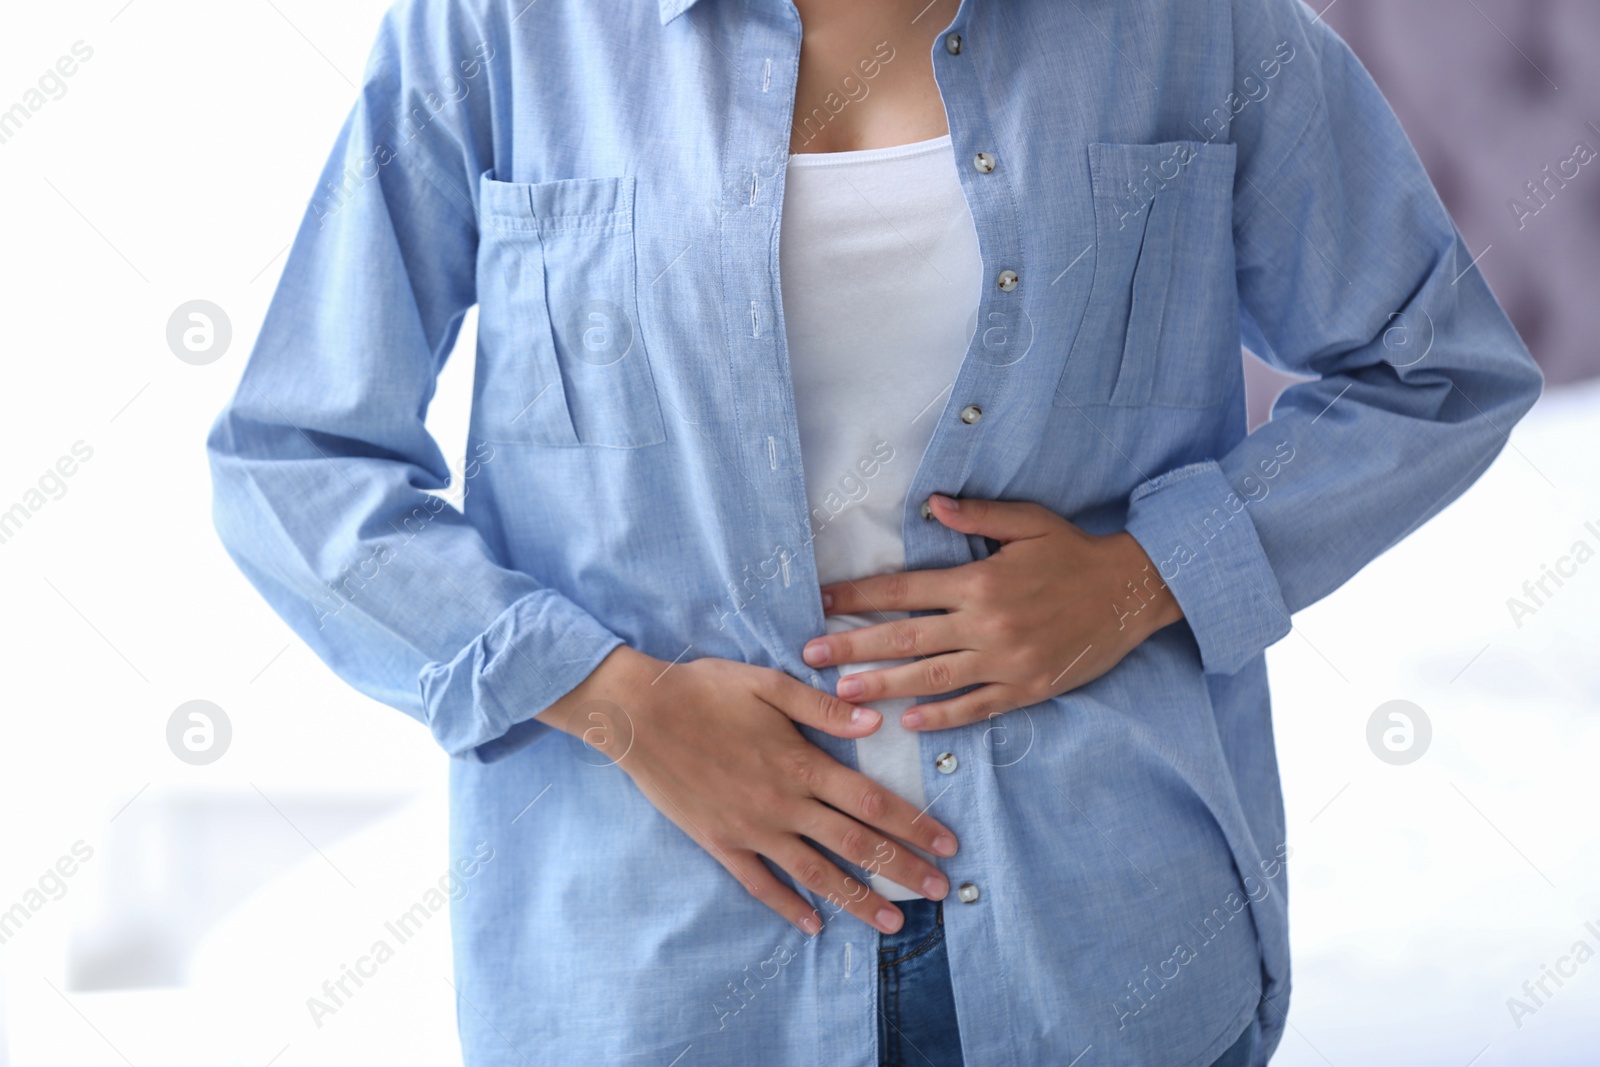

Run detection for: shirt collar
[[658, 0, 708, 24]]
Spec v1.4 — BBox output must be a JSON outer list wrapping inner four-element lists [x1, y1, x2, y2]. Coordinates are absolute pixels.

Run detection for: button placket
[[914, 20, 1016, 1049]]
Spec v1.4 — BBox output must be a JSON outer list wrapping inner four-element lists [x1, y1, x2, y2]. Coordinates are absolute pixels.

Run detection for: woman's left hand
[[801, 493, 1185, 731]]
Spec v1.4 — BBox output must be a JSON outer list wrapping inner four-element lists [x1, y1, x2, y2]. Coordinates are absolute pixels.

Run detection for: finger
[[901, 684, 1021, 731], [819, 568, 960, 616], [758, 668, 882, 738], [806, 808, 950, 902], [719, 846, 824, 936], [802, 613, 961, 670], [837, 651, 986, 703], [817, 763, 958, 861], [926, 495, 1057, 542], [771, 837, 906, 935]]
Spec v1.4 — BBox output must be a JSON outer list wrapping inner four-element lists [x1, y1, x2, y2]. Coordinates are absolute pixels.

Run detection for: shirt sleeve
[[205, 0, 625, 757], [1122, 0, 1544, 676]]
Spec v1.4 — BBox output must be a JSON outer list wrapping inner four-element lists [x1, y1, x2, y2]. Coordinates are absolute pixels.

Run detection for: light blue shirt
[[206, 0, 1542, 1063]]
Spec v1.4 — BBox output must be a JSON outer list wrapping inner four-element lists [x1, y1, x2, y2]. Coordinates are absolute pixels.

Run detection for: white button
[[920, 497, 934, 520], [997, 269, 1019, 291], [936, 752, 958, 774], [959, 405, 982, 425], [945, 33, 963, 55], [956, 882, 980, 904], [973, 152, 996, 173]]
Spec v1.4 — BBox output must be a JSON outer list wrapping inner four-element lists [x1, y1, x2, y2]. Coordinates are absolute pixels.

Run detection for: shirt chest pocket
[[473, 172, 667, 448], [1053, 141, 1239, 410]]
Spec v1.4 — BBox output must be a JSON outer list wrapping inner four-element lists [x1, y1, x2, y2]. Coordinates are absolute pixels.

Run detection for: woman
[[207, 0, 1542, 1063]]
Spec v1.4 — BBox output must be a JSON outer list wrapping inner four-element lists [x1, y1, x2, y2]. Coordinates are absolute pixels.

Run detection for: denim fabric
[[879, 901, 964, 1067], [206, 0, 1542, 1063], [1210, 1016, 1260, 1067], [878, 901, 1260, 1067]]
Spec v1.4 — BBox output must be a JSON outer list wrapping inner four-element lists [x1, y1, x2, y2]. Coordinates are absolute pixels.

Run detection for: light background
[[0, 2, 1595, 1065]]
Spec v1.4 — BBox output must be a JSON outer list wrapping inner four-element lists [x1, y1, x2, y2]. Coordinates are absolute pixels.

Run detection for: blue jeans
[[878, 899, 1260, 1067], [878, 899, 962, 1067], [1210, 1014, 1259, 1067]]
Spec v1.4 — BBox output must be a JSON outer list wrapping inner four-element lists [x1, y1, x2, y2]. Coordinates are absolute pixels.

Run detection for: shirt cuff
[[417, 588, 626, 758], [1122, 460, 1292, 675]]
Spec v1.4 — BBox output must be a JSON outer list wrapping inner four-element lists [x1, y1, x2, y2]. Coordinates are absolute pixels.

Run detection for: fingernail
[[922, 874, 949, 900], [876, 907, 903, 933], [932, 834, 957, 857], [932, 493, 960, 512], [901, 708, 924, 729], [851, 707, 881, 728], [821, 592, 833, 609], [800, 914, 821, 936], [802, 641, 828, 666], [837, 676, 864, 699]]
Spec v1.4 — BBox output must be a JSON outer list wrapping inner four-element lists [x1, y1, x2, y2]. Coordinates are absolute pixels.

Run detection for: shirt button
[[935, 752, 958, 774], [920, 497, 934, 520], [956, 882, 981, 904], [959, 404, 982, 425], [997, 269, 1019, 292], [973, 152, 996, 173], [945, 32, 963, 55]]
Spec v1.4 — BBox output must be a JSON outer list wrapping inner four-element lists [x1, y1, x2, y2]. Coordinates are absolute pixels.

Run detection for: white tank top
[[779, 132, 984, 900]]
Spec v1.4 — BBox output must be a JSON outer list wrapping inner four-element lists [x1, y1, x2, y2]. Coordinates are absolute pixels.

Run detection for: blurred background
[[0, 2, 1596, 1064]]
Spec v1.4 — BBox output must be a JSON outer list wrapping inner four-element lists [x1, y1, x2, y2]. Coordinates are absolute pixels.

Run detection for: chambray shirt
[[206, 0, 1542, 1063]]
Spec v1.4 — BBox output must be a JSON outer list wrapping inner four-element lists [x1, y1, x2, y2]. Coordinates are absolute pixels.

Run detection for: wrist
[[1110, 531, 1184, 640], [535, 644, 660, 741], [1145, 580, 1184, 634]]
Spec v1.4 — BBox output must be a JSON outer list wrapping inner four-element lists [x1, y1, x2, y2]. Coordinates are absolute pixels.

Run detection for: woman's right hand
[[536, 645, 958, 936]]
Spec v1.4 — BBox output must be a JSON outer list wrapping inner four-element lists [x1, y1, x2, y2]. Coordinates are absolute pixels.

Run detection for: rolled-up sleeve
[[206, 0, 623, 756], [1124, 0, 1544, 676]]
